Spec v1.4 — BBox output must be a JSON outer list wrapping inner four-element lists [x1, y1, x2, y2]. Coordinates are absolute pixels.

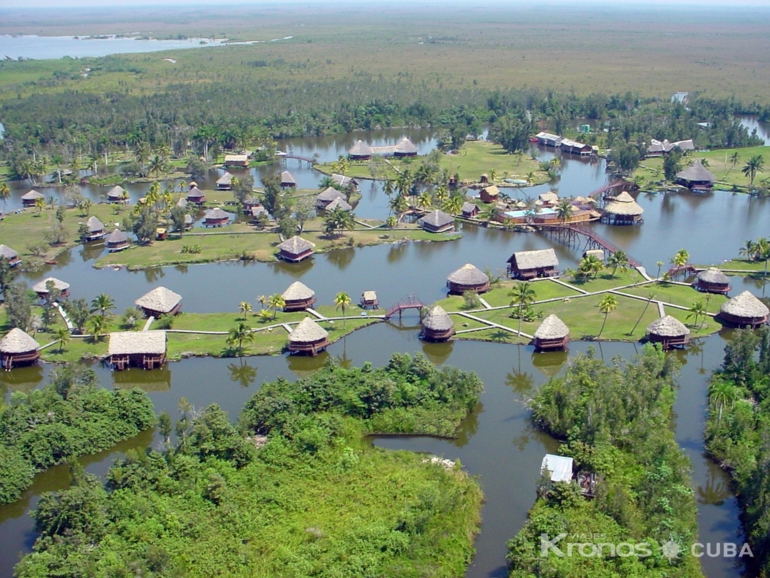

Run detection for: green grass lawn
[[622, 282, 728, 313], [563, 268, 648, 293], [453, 326, 528, 345], [711, 258, 770, 273]]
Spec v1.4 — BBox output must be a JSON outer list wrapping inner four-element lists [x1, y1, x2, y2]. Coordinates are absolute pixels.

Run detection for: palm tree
[[726, 152, 740, 177], [709, 378, 737, 426], [556, 198, 573, 224], [656, 261, 664, 279], [257, 295, 267, 310], [630, 292, 656, 335], [416, 191, 433, 211], [739, 239, 758, 261], [335, 292, 352, 328], [509, 282, 537, 337], [87, 314, 109, 342], [687, 300, 706, 329], [756, 237, 770, 276], [443, 194, 464, 215], [90, 293, 116, 318], [34, 196, 45, 216], [385, 215, 397, 237], [268, 294, 285, 320], [579, 255, 603, 278], [226, 322, 254, 357], [54, 327, 70, 353], [434, 185, 449, 205], [671, 248, 690, 279], [239, 301, 252, 319], [597, 294, 618, 337], [0, 183, 9, 213], [79, 198, 92, 217], [148, 154, 166, 179], [606, 250, 630, 276], [325, 207, 356, 236], [742, 154, 764, 187]]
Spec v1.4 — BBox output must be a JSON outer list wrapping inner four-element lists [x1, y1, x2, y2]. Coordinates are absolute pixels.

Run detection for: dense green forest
[[15, 354, 484, 577], [0, 365, 155, 504], [705, 328, 770, 576], [506, 345, 703, 577]]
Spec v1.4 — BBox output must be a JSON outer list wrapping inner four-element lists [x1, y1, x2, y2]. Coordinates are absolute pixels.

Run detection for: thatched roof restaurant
[[0, 244, 21, 267], [718, 291, 769, 328], [360, 290, 379, 309], [32, 277, 70, 298], [85, 216, 106, 241], [646, 315, 690, 350], [420, 305, 455, 342], [281, 281, 316, 311], [676, 160, 716, 192], [601, 191, 644, 225], [418, 210, 455, 233], [325, 197, 352, 212], [203, 207, 230, 227], [108, 330, 167, 370], [447, 264, 490, 294], [287, 317, 329, 356], [106, 186, 127, 203], [276, 236, 315, 262], [507, 248, 559, 279], [695, 267, 731, 294], [223, 154, 249, 167], [0, 328, 40, 369], [105, 229, 130, 252], [348, 140, 373, 160], [533, 314, 570, 351], [135, 286, 182, 317], [21, 189, 44, 207], [186, 186, 206, 205], [280, 170, 297, 188], [461, 202, 479, 219], [479, 184, 500, 203], [316, 187, 345, 209], [216, 172, 234, 190], [394, 137, 418, 157]]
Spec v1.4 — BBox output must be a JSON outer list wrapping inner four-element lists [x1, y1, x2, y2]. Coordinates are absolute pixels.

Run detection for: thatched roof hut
[[360, 290, 378, 308], [85, 215, 105, 240], [106, 186, 126, 203], [0, 244, 21, 267], [316, 186, 345, 209], [394, 137, 418, 157], [280, 170, 297, 188], [718, 291, 769, 327], [216, 172, 234, 190], [533, 314, 570, 351], [176, 197, 188, 209], [21, 190, 44, 207], [287, 317, 329, 355], [281, 281, 316, 311], [0, 328, 40, 369], [223, 154, 249, 167], [695, 267, 731, 294], [135, 286, 182, 317], [186, 186, 206, 205], [676, 160, 716, 191], [105, 229, 130, 252], [32, 277, 70, 297], [418, 210, 454, 233], [538, 191, 559, 206], [601, 191, 644, 225], [420, 305, 455, 342], [325, 197, 352, 212], [646, 315, 690, 349], [461, 202, 479, 218], [349, 140, 373, 160], [479, 184, 500, 203], [276, 236, 315, 262], [108, 330, 167, 370], [203, 207, 230, 227], [507, 248, 559, 279], [447, 263, 490, 294]]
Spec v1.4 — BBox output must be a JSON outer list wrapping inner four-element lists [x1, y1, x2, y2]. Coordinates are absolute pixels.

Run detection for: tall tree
[[90, 293, 115, 318], [509, 282, 536, 337], [335, 292, 352, 328], [742, 154, 764, 187], [597, 294, 618, 337], [226, 322, 254, 357]]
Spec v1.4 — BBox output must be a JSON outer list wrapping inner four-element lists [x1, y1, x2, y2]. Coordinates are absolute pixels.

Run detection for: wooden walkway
[[385, 295, 426, 320], [537, 223, 641, 267], [587, 180, 629, 199], [281, 153, 316, 165]]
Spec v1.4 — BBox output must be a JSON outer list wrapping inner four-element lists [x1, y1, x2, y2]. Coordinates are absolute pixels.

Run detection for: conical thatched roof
[[187, 186, 205, 200], [277, 236, 315, 254], [282, 281, 315, 301], [204, 207, 230, 220], [677, 160, 716, 183], [647, 315, 690, 337], [422, 305, 454, 331], [325, 197, 352, 211], [534, 314, 570, 339], [419, 210, 454, 228], [216, 172, 233, 185], [135, 286, 182, 314], [697, 267, 730, 285], [21, 189, 44, 201], [176, 197, 188, 209], [289, 317, 328, 343], [86, 215, 104, 233], [32, 277, 70, 294], [349, 140, 373, 156], [316, 187, 345, 203], [395, 137, 418, 154], [108, 330, 166, 355], [106, 229, 128, 244], [281, 171, 296, 185], [482, 184, 500, 197], [447, 263, 489, 286], [107, 185, 125, 199], [539, 191, 559, 204], [461, 202, 477, 214], [721, 291, 769, 318], [604, 191, 644, 216], [0, 245, 18, 260], [0, 328, 40, 353]]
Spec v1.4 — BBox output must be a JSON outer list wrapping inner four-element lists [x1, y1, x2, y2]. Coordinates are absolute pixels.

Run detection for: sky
[[3, 0, 770, 7]]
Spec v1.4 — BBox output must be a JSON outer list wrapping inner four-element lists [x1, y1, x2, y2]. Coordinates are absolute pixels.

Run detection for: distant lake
[[0, 34, 231, 60]]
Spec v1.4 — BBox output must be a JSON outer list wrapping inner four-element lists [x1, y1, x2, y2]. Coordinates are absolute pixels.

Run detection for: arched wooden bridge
[[587, 180, 630, 200], [384, 294, 426, 320], [536, 223, 641, 267]]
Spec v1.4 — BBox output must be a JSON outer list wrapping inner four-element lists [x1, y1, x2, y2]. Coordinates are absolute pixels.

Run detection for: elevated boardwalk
[[587, 180, 631, 199], [385, 294, 426, 320], [537, 223, 641, 267], [280, 153, 316, 166]]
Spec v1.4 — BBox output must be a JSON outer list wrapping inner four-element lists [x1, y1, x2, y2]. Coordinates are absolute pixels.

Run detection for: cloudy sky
[[3, 0, 769, 7]]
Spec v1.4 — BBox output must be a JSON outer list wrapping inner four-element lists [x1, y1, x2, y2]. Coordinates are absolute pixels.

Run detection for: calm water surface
[[0, 127, 758, 578]]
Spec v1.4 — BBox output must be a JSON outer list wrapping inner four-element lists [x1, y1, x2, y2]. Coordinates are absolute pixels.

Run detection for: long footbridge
[[384, 294, 426, 320], [536, 223, 641, 267], [280, 153, 317, 166], [587, 180, 630, 201]]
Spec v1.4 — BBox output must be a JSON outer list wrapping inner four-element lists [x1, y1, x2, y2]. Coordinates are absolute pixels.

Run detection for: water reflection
[[112, 366, 172, 392], [285, 350, 329, 378], [325, 247, 355, 271], [421, 340, 454, 365], [531, 349, 568, 379], [227, 360, 258, 388], [0, 365, 44, 395]]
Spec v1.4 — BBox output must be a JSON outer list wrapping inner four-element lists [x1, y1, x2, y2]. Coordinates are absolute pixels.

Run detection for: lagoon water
[[0, 126, 764, 578]]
